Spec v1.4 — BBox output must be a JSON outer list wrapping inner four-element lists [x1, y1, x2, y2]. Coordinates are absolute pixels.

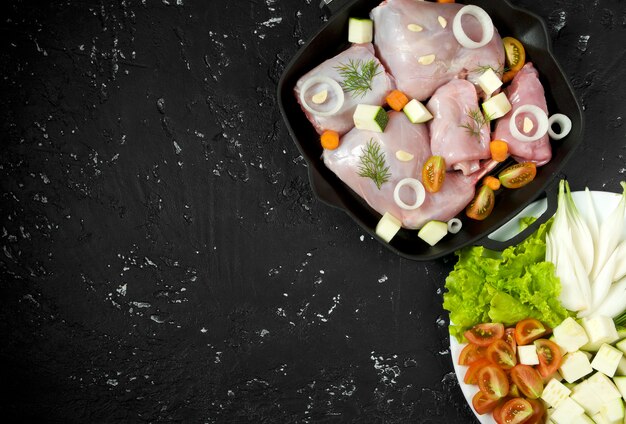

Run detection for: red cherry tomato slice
[[465, 323, 505, 346], [422, 155, 446, 193], [514, 318, 548, 345], [464, 358, 492, 385], [459, 343, 487, 366], [510, 364, 544, 399], [477, 364, 510, 400], [499, 398, 534, 424], [486, 339, 517, 370], [504, 328, 517, 354], [498, 162, 537, 189], [492, 398, 511, 424], [472, 390, 500, 415], [535, 339, 563, 378], [524, 398, 547, 424], [466, 185, 495, 221]]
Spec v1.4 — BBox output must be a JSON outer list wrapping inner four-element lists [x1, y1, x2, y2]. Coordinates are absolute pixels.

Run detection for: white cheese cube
[[518, 344, 540, 365], [542, 378, 572, 408], [554, 317, 590, 353], [477, 68, 503, 97], [591, 344, 624, 377], [560, 351, 594, 383], [403, 99, 433, 124], [587, 372, 622, 401], [551, 397, 585, 424], [572, 380, 606, 416], [581, 316, 619, 351]]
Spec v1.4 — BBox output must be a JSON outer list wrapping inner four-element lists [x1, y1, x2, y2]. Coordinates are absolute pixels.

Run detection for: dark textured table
[[1, 0, 625, 422]]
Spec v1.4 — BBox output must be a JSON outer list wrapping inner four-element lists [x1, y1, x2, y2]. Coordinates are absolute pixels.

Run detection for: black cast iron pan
[[278, 0, 584, 261]]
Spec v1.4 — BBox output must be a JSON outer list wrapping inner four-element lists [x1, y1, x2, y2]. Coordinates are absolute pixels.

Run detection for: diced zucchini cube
[[403, 99, 433, 124], [591, 411, 610, 424], [348, 18, 373, 44], [572, 380, 606, 416], [417, 220, 447, 246], [600, 398, 624, 424], [554, 317, 590, 353], [615, 356, 626, 377], [571, 414, 595, 424], [542, 378, 572, 408], [482, 92, 511, 120], [581, 316, 619, 351], [591, 344, 624, 377], [587, 372, 622, 402], [551, 397, 585, 424], [616, 338, 626, 354], [518, 344, 540, 365], [353, 104, 389, 133], [612, 376, 626, 400], [376, 212, 402, 243], [560, 351, 594, 383], [477, 68, 503, 97]]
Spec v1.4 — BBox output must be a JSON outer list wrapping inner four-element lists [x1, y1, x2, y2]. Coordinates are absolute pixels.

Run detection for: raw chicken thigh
[[371, 0, 504, 101], [493, 63, 552, 165], [294, 43, 395, 135], [323, 112, 481, 229], [427, 79, 491, 175]]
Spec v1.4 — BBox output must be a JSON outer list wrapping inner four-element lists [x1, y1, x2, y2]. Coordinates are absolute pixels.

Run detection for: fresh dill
[[358, 138, 391, 189], [335, 59, 381, 98], [460, 108, 491, 140], [472, 63, 506, 77]]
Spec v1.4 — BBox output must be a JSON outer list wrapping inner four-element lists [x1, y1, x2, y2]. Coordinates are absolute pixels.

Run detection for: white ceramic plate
[[449, 190, 625, 423]]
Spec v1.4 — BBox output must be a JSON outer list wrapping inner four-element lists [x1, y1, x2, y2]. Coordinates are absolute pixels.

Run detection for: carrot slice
[[320, 130, 340, 150], [490, 140, 509, 162], [385, 90, 409, 112], [484, 176, 501, 191], [437, 0, 455, 2]]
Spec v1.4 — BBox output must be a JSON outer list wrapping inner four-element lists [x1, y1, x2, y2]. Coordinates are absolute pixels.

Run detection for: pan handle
[[477, 176, 562, 251], [319, 0, 352, 16]]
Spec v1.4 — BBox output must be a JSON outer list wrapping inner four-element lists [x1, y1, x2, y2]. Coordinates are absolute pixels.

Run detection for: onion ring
[[299, 76, 345, 117], [509, 104, 549, 143], [393, 178, 426, 211], [452, 5, 495, 49], [548, 114, 572, 140], [447, 218, 463, 234]]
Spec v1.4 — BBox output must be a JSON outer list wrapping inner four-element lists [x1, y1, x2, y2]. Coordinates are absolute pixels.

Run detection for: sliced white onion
[[299, 76, 344, 117], [447, 218, 463, 234], [509, 104, 549, 143], [548, 113, 572, 140], [393, 178, 426, 211], [452, 5, 494, 49]]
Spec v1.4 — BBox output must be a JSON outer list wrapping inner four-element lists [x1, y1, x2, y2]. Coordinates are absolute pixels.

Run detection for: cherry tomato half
[[503, 37, 526, 73], [466, 185, 495, 221], [478, 365, 510, 400], [535, 339, 563, 378], [514, 318, 548, 346], [492, 398, 512, 424], [498, 162, 537, 189], [464, 358, 492, 385], [525, 398, 547, 424], [458, 343, 487, 366], [499, 398, 534, 424], [422, 156, 446, 193], [472, 390, 500, 415], [465, 323, 505, 346], [510, 364, 544, 399], [486, 339, 517, 370], [504, 328, 517, 354]]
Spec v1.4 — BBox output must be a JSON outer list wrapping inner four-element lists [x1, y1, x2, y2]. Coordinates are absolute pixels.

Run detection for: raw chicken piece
[[371, 0, 504, 101], [493, 63, 551, 165], [294, 43, 395, 135], [427, 79, 491, 175], [323, 111, 488, 229]]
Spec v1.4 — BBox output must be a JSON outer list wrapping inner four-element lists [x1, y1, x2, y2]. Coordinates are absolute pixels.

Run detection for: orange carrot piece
[[385, 90, 409, 112], [320, 130, 340, 150], [437, 0, 455, 3], [490, 140, 509, 162], [484, 176, 501, 191]]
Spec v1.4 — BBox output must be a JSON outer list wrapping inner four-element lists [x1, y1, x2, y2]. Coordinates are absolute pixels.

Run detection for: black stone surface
[[0, 0, 625, 422]]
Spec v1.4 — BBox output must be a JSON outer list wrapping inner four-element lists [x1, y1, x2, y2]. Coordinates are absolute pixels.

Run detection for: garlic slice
[[438, 16, 447, 28], [523, 117, 534, 133], [418, 54, 436, 65], [312, 89, 328, 105], [407, 24, 423, 32], [395, 150, 415, 162]]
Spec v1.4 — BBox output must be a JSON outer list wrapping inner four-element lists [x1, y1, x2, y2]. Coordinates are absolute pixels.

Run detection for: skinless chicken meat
[[371, 0, 505, 101], [427, 79, 491, 176]]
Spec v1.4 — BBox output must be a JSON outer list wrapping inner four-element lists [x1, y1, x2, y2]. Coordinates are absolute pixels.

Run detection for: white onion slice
[[452, 5, 494, 49], [509, 104, 549, 143], [393, 178, 426, 211], [548, 114, 572, 140], [447, 218, 463, 234], [299, 76, 344, 117]]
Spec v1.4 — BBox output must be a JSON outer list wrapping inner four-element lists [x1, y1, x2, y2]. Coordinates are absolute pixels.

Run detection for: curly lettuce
[[443, 218, 571, 342]]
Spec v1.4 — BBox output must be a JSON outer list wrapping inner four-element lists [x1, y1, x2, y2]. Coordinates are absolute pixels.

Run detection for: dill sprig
[[358, 138, 391, 189], [460, 108, 492, 140], [472, 63, 506, 77], [335, 59, 381, 98]]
